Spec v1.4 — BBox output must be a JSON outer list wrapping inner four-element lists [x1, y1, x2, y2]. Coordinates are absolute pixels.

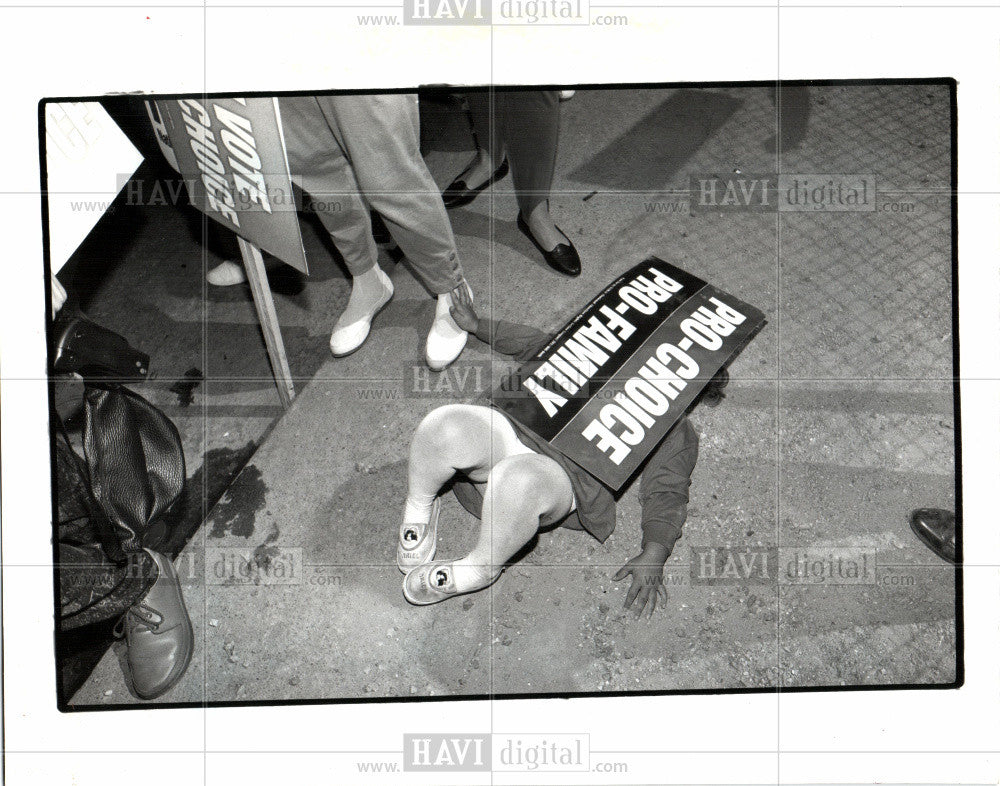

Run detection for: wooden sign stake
[[237, 235, 295, 408]]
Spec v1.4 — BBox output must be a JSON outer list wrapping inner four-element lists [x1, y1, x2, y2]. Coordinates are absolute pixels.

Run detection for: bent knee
[[414, 405, 496, 457], [488, 455, 571, 512], [415, 405, 472, 443]]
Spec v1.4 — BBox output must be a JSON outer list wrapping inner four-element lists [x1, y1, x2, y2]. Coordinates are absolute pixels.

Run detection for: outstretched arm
[[450, 285, 551, 360], [613, 417, 700, 618], [637, 417, 699, 552]]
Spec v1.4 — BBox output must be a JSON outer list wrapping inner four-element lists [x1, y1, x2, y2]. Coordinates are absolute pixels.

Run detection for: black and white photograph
[[2, 6, 998, 786], [45, 83, 959, 708]]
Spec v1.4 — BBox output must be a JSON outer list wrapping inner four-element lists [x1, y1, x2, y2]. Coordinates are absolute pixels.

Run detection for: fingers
[[616, 566, 667, 618], [632, 581, 666, 619], [454, 281, 472, 308], [623, 577, 641, 610], [632, 586, 652, 618], [648, 581, 669, 617], [449, 300, 476, 332]]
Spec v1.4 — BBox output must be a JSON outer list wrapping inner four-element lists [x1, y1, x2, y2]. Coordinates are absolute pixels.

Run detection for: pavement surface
[[65, 83, 957, 706]]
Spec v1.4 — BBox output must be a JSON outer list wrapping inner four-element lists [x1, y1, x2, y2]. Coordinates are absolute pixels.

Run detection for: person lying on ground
[[397, 285, 729, 618]]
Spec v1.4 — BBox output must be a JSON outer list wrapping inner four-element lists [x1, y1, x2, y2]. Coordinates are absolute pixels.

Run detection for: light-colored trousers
[[278, 94, 465, 295]]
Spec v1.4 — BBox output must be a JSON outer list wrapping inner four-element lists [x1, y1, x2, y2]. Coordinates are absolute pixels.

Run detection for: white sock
[[450, 557, 497, 593], [403, 496, 435, 525]]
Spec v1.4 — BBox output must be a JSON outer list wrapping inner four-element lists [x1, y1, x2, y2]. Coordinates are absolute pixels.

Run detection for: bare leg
[[404, 404, 523, 525], [450, 453, 574, 590], [402, 406, 575, 602]]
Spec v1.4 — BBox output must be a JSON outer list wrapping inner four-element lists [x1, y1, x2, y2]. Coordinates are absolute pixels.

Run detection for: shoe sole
[[330, 284, 394, 358]]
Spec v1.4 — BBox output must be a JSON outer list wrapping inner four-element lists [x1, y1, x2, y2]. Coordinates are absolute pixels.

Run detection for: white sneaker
[[329, 267, 394, 357], [425, 286, 469, 371], [206, 260, 247, 286], [397, 497, 440, 574]]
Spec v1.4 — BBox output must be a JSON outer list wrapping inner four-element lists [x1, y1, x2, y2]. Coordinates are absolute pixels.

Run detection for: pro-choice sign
[[493, 258, 766, 490], [152, 97, 308, 273]]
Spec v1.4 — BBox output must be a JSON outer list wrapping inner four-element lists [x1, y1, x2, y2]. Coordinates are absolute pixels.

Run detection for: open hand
[[613, 543, 669, 619], [448, 282, 479, 333]]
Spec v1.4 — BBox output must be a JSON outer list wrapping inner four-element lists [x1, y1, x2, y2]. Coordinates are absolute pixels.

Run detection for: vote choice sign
[[493, 258, 767, 490], [151, 97, 308, 274]]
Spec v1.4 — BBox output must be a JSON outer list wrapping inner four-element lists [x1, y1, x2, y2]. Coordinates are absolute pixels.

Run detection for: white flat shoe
[[397, 497, 440, 574], [402, 560, 501, 606], [206, 260, 246, 286], [330, 269, 394, 357], [425, 287, 469, 371]]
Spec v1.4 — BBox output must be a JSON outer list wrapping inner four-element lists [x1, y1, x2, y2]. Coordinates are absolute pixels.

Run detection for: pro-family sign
[[151, 97, 308, 273], [493, 258, 766, 490]]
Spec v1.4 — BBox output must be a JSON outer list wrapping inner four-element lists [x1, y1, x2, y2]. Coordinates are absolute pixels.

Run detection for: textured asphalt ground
[[66, 83, 957, 706]]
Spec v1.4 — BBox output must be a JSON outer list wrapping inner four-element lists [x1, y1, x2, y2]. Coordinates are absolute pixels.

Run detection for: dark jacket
[[449, 319, 699, 555]]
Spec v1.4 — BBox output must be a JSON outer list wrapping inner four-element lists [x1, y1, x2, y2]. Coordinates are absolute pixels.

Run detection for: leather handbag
[[53, 313, 185, 630]]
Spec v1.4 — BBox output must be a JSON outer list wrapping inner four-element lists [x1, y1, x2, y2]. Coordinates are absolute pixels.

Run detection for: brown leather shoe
[[117, 549, 194, 699], [909, 508, 957, 563]]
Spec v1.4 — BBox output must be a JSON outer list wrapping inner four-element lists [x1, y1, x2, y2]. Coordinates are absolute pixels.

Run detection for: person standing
[[442, 89, 581, 277], [209, 93, 472, 370]]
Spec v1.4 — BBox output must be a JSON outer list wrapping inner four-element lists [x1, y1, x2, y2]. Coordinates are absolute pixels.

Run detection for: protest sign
[[152, 97, 307, 274], [493, 258, 766, 489]]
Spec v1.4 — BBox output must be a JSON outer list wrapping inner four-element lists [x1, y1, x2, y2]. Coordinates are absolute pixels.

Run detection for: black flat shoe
[[909, 507, 957, 563], [442, 158, 509, 209], [517, 213, 581, 277]]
